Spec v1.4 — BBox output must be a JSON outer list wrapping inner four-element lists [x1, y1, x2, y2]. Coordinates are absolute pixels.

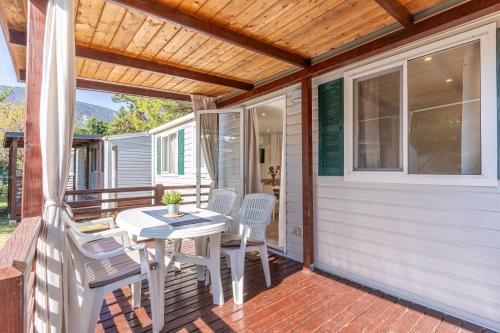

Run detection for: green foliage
[[162, 190, 183, 205], [0, 88, 12, 103], [107, 94, 192, 134], [75, 117, 110, 135], [0, 102, 25, 169]]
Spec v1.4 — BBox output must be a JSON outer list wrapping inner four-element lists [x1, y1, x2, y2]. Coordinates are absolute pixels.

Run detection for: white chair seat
[[220, 233, 265, 247], [86, 252, 158, 288]]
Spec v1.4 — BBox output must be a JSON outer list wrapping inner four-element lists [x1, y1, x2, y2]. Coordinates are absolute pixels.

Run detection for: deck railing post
[[154, 184, 165, 205]]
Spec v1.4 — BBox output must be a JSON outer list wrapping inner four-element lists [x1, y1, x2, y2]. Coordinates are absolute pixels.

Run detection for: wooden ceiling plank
[[108, 0, 310, 67], [297, 10, 395, 57], [125, 16, 164, 56], [374, 0, 413, 27], [153, 27, 196, 63], [274, 0, 377, 55], [93, 62, 115, 81], [108, 9, 147, 51], [75, 45, 253, 90], [106, 65, 128, 82], [217, 0, 500, 107], [140, 23, 181, 60], [76, 78, 192, 101], [75, 0, 106, 46], [89, 2, 126, 48]]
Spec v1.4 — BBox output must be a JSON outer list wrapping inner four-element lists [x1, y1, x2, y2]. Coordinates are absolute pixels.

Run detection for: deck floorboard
[[95, 241, 491, 333]]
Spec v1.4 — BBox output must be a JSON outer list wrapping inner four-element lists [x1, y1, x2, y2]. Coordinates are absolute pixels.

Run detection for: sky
[[0, 33, 123, 111]]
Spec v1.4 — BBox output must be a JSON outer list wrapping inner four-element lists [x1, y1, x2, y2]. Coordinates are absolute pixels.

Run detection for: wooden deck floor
[[95, 245, 491, 333]]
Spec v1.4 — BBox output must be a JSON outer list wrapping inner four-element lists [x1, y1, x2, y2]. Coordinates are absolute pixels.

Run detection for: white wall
[[103, 134, 151, 189], [308, 17, 500, 331], [153, 122, 210, 187]]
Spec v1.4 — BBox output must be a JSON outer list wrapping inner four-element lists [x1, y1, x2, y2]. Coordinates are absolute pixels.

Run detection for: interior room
[[248, 97, 286, 249]]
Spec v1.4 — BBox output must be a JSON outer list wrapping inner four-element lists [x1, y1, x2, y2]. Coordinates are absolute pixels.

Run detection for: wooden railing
[[0, 216, 41, 333], [65, 184, 210, 220]]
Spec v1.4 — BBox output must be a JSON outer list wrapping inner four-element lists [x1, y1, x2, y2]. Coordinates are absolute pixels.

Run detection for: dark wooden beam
[[374, 0, 413, 27], [22, 0, 46, 219], [217, 0, 500, 108], [76, 79, 192, 101], [301, 77, 314, 271], [109, 0, 310, 68], [76, 46, 253, 91], [8, 29, 26, 46]]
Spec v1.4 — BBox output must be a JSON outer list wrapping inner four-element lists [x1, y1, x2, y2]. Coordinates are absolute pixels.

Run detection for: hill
[[0, 85, 117, 127]]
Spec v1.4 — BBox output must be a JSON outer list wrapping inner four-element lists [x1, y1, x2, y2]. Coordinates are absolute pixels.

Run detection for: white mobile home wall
[[151, 114, 210, 187], [103, 133, 152, 189], [228, 16, 500, 332]]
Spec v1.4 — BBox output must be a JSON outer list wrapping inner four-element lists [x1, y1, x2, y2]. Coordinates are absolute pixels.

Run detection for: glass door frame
[[195, 108, 245, 207]]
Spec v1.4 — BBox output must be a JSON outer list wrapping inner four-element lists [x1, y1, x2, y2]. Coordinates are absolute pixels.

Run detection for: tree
[[0, 87, 12, 103], [75, 117, 109, 135], [107, 95, 192, 134], [0, 101, 25, 169]]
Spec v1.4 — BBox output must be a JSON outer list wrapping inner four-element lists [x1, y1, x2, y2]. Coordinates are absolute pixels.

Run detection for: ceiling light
[[424, 56, 432, 62], [266, 129, 270, 132], [445, 78, 453, 83], [261, 112, 266, 116]]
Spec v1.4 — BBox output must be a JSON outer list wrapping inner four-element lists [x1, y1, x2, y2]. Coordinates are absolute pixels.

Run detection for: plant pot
[[167, 204, 180, 215]]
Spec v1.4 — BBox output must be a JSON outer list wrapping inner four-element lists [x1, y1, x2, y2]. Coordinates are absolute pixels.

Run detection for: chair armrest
[[77, 217, 115, 229], [79, 243, 146, 260]]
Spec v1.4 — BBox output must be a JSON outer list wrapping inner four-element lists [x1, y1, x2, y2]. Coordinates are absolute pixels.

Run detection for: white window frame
[[344, 23, 497, 186], [161, 131, 178, 175]]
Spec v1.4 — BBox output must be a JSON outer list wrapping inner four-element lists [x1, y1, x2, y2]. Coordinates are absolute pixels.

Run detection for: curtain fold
[[247, 107, 261, 193], [191, 95, 218, 189], [35, 0, 76, 331]]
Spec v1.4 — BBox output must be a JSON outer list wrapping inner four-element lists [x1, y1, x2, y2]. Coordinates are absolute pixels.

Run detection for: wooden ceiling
[[0, 0, 465, 101]]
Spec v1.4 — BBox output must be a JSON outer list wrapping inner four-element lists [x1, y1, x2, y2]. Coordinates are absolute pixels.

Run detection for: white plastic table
[[116, 206, 228, 330]]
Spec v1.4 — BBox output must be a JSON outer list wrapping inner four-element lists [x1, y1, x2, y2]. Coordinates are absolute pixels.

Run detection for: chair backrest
[[63, 212, 91, 288], [207, 189, 238, 215], [237, 193, 275, 242]]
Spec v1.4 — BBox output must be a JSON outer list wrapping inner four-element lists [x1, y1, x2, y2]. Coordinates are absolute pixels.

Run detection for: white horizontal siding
[[112, 136, 151, 188], [311, 77, 500, 330]]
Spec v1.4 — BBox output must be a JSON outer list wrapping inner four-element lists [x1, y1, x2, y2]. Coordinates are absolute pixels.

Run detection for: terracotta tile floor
[[95, 242, 491, 333]]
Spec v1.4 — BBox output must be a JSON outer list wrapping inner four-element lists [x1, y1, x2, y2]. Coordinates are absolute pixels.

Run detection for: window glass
[[354, 67, 402, 171], [408, 41, 481, 175], [162, 136, 169, 172], [169, 133, 178, 174]]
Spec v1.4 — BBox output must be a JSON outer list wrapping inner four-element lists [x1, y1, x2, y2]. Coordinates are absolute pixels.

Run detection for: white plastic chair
[[176, 189, 238, 280], [220, 193, 276, 304], [207, 189, 238, 215], [64, 205, 130, 250], [64, 212, 160, 333]]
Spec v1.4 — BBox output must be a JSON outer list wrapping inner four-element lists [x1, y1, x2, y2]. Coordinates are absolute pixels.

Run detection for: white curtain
[[247, 107, 261, 193], [35, 0, 76, 331], [191, 95, 218, 188]]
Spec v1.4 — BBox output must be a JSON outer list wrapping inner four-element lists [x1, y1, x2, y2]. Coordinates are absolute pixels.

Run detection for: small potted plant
[[162, 190, 183, 215]]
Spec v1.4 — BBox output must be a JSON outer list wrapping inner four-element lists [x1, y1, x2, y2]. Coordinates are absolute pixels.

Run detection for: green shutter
[[178, 129, 185, 175], [156, 136, 162, 175], [318, 78, 344, 176], [497, 28, 500, 179]]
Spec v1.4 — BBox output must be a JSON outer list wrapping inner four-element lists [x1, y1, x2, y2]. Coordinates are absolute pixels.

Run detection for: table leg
[[194, 236, 206, 281], [155, 239, 165, 329], [208, 232, 223, 305]]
